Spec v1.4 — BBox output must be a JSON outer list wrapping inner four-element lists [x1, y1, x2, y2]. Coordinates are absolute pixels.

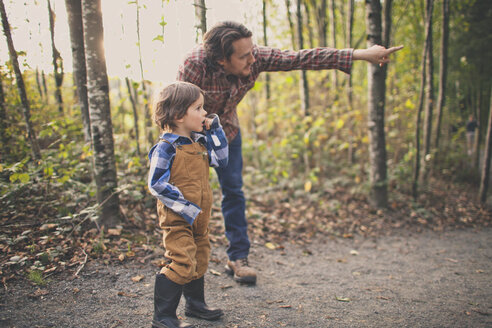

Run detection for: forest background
[[0, 0, 491, 284]]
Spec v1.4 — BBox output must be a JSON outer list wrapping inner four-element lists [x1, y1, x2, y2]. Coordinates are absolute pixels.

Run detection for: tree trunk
[[262, 0, 271, 102], [479, 89, 492, 204], [420, 0, 434, 183], [48, 0, 64, 113], [365, 0, 388, 208], [346, 0, 354, 163], [0, 0, 41, 160], [285, 0, 297, 49], [412, 0, 432, 199], [296, 0, 309, 116], [82, 0, 121, 228], [304, 1, 314, 49], [473, 87, 482, 169], [134, 0, 153, 148], [194, 0, 207, 41], [0, 72, 8, 154], [35, 67, 44, 99], [126, 77, 140, 156], [310, 0, 327, 47], [65, 0, 91, 143], [41, 70, 48, 97], [434, 0, 449, 149], [329, 0, 338, 89]]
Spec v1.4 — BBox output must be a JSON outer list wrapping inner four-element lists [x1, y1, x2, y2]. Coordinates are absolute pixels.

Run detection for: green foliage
[[27, 270, 46, 286]]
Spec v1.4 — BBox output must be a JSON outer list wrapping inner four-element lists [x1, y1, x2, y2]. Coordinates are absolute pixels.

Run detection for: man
[[177, 21, 403, 284]]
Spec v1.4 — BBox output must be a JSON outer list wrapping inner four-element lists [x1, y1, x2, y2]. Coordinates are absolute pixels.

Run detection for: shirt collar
[[160, 132, 206, 145]]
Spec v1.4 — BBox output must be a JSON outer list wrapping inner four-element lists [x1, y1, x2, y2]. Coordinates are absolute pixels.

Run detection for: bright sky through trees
[[0, 0, 264, 84]]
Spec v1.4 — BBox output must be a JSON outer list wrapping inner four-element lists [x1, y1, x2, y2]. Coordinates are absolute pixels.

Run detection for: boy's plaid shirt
[[177, 45, 353, 142], [147, 115, 228, 225]]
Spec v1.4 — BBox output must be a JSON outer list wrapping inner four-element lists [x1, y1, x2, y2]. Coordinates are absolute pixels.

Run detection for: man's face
[[218, 37, 256, 77]]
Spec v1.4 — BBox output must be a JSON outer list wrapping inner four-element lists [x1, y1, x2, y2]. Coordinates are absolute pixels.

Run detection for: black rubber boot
[[152, 274, 194, 328], [183, 276, 224, 321]]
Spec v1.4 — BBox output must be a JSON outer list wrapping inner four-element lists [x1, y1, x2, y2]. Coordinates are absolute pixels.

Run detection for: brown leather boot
[[225, 258, 257, 284]]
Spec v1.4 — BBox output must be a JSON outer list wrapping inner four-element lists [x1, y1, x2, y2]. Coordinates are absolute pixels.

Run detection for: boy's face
[[218, 37, 256, 77], [176, 94, 207, 135]]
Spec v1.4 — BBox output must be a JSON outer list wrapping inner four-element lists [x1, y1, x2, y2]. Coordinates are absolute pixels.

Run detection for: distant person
[[177, 21, 403, 284], [148, 81, 229, 328], [466, 115, 478, 156]]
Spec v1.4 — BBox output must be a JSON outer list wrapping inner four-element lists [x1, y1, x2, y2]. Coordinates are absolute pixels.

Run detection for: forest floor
[[0, 178, 491, 327]]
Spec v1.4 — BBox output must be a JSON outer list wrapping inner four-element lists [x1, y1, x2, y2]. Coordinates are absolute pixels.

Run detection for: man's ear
[[217, 58, 226, 67]]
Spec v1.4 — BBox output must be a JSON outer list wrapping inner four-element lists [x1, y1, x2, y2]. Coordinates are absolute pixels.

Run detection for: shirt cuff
[[337, 48, 353, 74], [179, 202, 201, 225]]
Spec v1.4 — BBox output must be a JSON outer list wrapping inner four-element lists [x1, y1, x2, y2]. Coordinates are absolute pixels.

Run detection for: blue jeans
[[214, 131, 250, 261]]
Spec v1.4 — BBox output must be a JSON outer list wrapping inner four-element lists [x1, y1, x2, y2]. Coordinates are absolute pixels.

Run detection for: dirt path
[[1, 227, 491, 328]]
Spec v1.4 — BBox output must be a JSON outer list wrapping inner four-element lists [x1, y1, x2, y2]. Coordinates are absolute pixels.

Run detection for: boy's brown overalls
[[157, 141, 212, 285]]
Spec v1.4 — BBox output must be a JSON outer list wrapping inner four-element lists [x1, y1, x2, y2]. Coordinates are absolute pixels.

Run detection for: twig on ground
[[74, 248, 88, 276]]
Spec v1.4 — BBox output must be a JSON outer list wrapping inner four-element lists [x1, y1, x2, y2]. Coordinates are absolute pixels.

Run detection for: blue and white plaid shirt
[[148, 115, 229, 225]]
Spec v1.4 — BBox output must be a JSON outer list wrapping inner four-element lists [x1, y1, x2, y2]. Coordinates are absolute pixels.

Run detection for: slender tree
[[420, 0, 434, 183], [48, 0, 64, 113], [365, 0, 389, 208], [434, 0, 449, 149], [310, 0, 327, 47], [35, 67, 44, 99], [65, 0, 91, 142], [296, 0, 309, 116], [126, 77, 140, 155], [82, 0, 121, 227], [473, 87, 482, 169], [285, 0, 297, 49], [0, 71, 8, 153], [412, 0, 433, 199], [329, 0, 337, 88], [0, 0, 41, 160], [193, 0, 207, 41], [304, 1, 314, 48], [262, 0, 271, 102], [479, 89, 492, 204], [346, 0, 355, 163]]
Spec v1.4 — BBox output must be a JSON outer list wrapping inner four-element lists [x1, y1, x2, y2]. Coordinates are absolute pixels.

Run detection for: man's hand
[[353, 45, 404, 66], [203, 117, 214, 130]]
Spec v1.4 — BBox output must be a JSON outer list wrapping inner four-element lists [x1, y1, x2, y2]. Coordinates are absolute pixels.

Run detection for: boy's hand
[[203, 117, 214, 131]]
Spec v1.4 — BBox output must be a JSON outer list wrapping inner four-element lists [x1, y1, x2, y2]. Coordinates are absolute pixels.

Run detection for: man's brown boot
[[225, 258, 257, 284]]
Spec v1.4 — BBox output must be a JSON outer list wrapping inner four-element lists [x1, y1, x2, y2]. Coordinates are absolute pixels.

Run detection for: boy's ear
[[175, 116, 185, 124]]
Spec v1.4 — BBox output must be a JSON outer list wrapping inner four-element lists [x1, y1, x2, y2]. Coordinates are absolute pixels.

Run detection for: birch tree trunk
[[35, 67, 44, 99], [365, 0, 388, 208], [296, 0, 309, 116], [310, 0, 327, 47], [82, 0, 121, 228], [434, 0, 449, 149], [126, 77, 140, 156], [412, 0, 432, 199], [346, 0, 355, 163], [285, 0, 297, 49], [262, 0, 271, 102], [0, 0, 41, 160], [48, 0, 64, 113], [420, 0, 434, 183], [194, 0, 207, 41], [479, 89, 492, 204], [65, 0, 91, 142], [329, 0, 337, 88]]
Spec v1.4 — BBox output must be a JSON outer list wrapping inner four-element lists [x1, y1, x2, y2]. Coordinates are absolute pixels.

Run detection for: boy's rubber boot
[[152, 274, 194, 328], [183, 276, 224, 320]]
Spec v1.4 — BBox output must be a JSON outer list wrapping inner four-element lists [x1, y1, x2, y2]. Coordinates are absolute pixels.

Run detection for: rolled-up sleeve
[[205, 114, 229, 168]]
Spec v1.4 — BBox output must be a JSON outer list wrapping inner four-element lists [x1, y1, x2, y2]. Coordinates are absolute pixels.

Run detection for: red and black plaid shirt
[[177, 45, 353, 142]]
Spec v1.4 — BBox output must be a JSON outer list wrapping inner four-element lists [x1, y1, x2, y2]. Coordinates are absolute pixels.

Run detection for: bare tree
[[262, 0, 271, 102], [0, 0, 41, 160], [365, 0, 389, 208], [35, 67, 44, 99], [434, 0, 449, 149], [296, 0, 309, 116], [310, 0, 327, 47], [82, 0, 121, 228], [48, 0, 64, 113], [412, 0, 433, 199], [479, 89, 492, 204], [0, 71, 8, 153], [194, 0, 207, 41], [346, 0, 355, 163], [285, 0, 297, 49], [65, 0, 91, 142], [126, 77, 140, 156], [329, 0, 337, 88], [420, 0, 434, 182]]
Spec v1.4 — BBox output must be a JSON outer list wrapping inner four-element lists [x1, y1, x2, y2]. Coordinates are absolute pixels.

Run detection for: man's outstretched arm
[[353, 45, 404, 66]]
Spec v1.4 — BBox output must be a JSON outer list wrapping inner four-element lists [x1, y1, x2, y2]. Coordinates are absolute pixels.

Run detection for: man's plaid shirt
[[147, 115, 228, 225], [177, 45, 353, 142]]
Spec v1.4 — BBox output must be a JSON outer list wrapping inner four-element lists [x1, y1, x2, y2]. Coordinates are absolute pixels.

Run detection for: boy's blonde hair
[[153, 82, 203, 130]]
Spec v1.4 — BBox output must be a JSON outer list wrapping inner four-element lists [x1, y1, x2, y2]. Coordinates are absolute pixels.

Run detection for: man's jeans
[[214, 131, 250, 261]]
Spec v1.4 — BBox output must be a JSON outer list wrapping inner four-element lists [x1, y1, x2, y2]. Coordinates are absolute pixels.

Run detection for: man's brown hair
[[153, 82, 203, 130], [203, 21, 252, 64]]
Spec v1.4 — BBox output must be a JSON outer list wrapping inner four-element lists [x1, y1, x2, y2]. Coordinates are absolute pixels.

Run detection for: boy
[[148, 81, 228, 328]]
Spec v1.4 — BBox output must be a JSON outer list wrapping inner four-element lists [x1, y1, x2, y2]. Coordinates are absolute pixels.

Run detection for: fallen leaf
[[445, 258, 458, 263], [107, 228, 122, 236], [209, 269, 221, 276], [118, 254, 125, 261], [350, 250, 359, 256], [73, 288, 80, 294], [131, 275, 145, 282], [279, 305, 292, 308], [335, 295, 350, 302], [265, 242, 276, 250], [40, 224, 57, 231], [29, 288, 49, 298], [117, 291, 138, 298]]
